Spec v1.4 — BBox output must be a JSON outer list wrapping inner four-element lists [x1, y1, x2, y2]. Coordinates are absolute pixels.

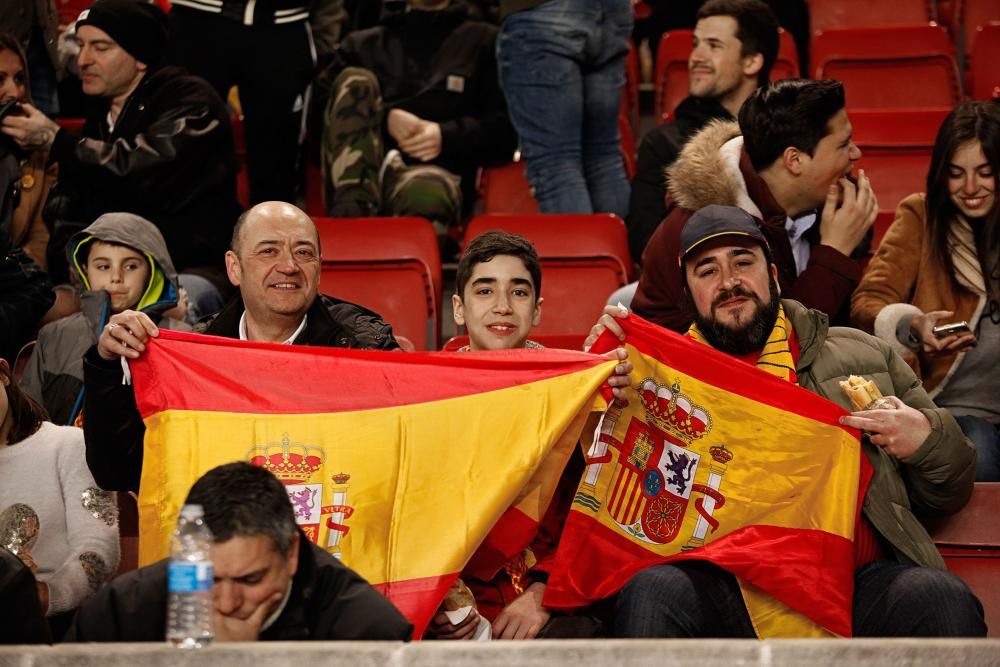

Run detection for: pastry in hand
[[839, 375, 895, 411]]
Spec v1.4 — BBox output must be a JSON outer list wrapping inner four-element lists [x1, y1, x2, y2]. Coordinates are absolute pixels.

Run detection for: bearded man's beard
[[688, 278, 780, 355]]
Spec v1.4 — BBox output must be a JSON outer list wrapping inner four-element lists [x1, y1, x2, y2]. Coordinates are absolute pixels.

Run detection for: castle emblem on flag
[[580, 379, 734, 547], [247, 434, 354, 551]]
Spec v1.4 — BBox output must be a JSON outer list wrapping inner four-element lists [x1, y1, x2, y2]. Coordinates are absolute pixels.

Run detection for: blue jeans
[[615, 560, 985, 637], [497, 0, 632, 217], [954, 415, 1000, 481]]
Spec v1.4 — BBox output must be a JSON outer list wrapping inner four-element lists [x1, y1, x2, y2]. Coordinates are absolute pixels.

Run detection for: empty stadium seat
[[813, 25, 961, 109], [857, 150, 932, 217], [623, 41, 641, 134], [959, 0, 1000, 49], [925, 483, 1000, 638], [313, 216, 442, 350], [442, 333, 587, 352], [809, 0, 931, 32], [463, 214, 632, 336], [771, 29, 802, 80], [654, 29, 692, 122], [477, 162, 540, 215], [656, 28, 800, 121], [850, 107, 949, 216], [969, 22, 1000, 100]]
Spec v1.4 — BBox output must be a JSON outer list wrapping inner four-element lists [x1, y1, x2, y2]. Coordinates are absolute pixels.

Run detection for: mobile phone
[[0, 98, 22, 122], [932, 321, 971, 337]]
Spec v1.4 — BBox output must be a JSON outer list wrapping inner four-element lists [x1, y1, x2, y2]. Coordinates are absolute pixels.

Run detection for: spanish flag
[[130, 330, 614, 637], [544, 314, 869, 638]]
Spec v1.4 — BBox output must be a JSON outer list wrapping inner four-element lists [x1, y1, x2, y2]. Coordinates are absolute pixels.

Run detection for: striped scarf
[[687, 303, 798, 383]]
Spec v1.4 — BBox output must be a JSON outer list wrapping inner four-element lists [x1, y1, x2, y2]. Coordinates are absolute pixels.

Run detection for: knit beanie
[[75, 0, 168, 67]]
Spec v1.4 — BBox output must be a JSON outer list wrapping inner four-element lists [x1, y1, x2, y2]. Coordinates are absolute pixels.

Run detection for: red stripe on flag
[[131, 330, 609, 417], [373, 572, 459, 639], [465, 506, 541, 581], [545, 513, 855, 637], [589, 315, 858, 437]]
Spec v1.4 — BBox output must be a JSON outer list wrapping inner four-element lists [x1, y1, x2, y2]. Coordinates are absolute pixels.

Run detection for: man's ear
[[532, 296, 543, 327], [224, 250, 242, 287], [451, 293, 465, 327], [782, 145, 804, 176], [742, 52, 764, 79], [135, 60, 148, 74], [770, 263, 781, 296], [285, 531, 300, 576]]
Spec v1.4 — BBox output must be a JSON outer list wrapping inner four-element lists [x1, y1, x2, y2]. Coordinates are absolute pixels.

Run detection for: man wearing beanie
[[0, 0, 242, 323]]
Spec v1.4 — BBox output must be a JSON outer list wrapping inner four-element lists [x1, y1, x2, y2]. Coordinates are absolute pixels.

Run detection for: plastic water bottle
[[166, 504, 214, 648]]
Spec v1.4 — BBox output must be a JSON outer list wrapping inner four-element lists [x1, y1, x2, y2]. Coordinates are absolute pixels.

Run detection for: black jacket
[[82, 294, 399, 492], [626, 96, 732, 263], [65, 537, 412, 641], [47, 66, 242, 291], [318, 2, 517, 212]]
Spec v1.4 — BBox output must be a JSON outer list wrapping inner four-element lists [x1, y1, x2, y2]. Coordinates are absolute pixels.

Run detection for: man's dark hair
[[455, 231, 542, 300], [186, 462, 297, 555], [738, 79, 846, 172], [697, 0, 780, 87]]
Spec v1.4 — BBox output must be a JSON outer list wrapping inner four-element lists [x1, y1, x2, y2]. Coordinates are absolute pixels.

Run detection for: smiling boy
[[452, 231, 543, 351]]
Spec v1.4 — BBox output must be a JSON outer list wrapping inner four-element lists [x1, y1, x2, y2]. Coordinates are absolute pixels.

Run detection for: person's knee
[[897, 568, 986, 636], [617, 563, 697, 611], [332, 67, 380, 102]]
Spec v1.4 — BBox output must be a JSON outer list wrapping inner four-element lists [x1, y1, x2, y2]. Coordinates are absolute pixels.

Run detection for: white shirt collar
[[784, 212, 818, 276], [238, 311, 308, 344]]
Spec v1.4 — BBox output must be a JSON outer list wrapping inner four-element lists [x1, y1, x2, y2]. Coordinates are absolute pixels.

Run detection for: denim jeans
[[615, 560, 986, 637], [955, 415, 1000, 481], [497, 0, 632, 218]]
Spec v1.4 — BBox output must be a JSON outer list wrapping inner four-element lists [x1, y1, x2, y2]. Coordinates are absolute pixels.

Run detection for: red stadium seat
[[771, 28, 802, 80], [969, 22, 1000, 100], [463, 214, 631, 336], [623, 41, 641, 134], [654, 29, 693, 121], [442, 333, 587, 351], [925, 483, 1000, 638], [813, 25, 961, 109], [656, 28, 800, 121], [809, 0, 931, 32], [850, 107, 948, 215], [313, 216, 442, 350], [960, 0, 1000, 49], [478, 162, 539, 215]]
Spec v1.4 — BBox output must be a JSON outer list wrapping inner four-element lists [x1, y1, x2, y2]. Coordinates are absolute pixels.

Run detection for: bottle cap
[[180, 504, 204, 519]]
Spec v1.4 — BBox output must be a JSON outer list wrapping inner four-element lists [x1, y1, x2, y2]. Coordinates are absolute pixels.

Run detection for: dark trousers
[[615, 560, 987, 638], [166, 9, 315, 204]]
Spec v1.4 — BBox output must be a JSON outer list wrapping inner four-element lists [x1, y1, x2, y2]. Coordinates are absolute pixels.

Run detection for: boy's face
[[452, 254, 542, 351], [84, 240, 151, 313]]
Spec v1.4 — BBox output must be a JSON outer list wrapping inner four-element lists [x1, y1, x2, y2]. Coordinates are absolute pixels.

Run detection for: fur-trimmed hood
[[665, 120, 762, 218]]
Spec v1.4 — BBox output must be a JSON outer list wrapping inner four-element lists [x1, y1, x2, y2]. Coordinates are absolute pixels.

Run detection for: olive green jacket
[[786, 299, 976, 569]]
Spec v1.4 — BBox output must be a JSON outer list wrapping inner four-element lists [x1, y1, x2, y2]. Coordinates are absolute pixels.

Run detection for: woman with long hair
[[852, 100, 1000, 481], [0, 357, 119, 637]]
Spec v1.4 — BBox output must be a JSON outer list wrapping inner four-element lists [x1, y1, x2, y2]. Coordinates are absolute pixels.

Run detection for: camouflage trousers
[[322, 67, 462, 235]]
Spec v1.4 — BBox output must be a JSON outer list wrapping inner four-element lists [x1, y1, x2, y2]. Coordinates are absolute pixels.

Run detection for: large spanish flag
[[129, 330, 614, 637], [544, 314, 869, 638]]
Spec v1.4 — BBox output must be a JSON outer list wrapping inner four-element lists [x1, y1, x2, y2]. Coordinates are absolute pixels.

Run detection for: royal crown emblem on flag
[[247, 434, 354, 554], [576, 379, 733, 547]]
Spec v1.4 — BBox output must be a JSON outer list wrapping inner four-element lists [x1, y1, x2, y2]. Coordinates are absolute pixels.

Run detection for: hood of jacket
[[67, 212, 180, 314], [665, 119, 763, 218]]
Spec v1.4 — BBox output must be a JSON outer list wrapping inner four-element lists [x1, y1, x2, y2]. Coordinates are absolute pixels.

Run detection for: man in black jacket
[[0, 0, 241, 321], [66, 462, 412, 642], [627, 0, 778, 262], [82, 201, 399, 493]]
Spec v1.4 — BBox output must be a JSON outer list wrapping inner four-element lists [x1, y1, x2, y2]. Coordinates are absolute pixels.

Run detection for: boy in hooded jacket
[[20, 212, 188, 425]]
